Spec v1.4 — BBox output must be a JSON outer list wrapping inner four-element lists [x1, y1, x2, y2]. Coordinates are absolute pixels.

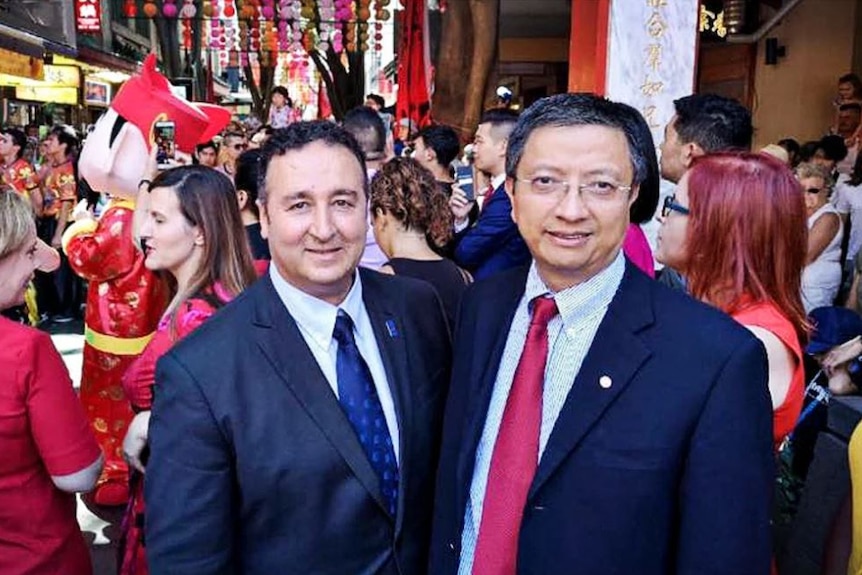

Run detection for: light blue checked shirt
[[458, 252, 625, 574]]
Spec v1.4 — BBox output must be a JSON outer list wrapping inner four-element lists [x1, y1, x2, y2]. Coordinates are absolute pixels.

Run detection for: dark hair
[[50, 124, 79, 158], [1, 128, 26, 159], [271, 86, 293, 107], [480, 107, 520, 141], [671, 94, 753, 152], [839, 102, 862, 114], [506, 93, 650, 191], [839, 73, 862, 97], [258, 121, 368, 205], [370, 157, 453, 249], [196, 140, 218, 154], [416, 124, 461, 169], [818, 135, 849, 163], [615, 102, 660, 224], [777, 138, 800, 157], [234, 149, 263, 218], [682, 152, 808, 343], [366, 94, 385, 109], [342, 106, 386, 158], [799, 140, 821, 163], [148, 165, 257, 322]]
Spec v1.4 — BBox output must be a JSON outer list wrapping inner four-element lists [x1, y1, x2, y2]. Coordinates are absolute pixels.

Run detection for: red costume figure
[[63, 54, 230, 506]]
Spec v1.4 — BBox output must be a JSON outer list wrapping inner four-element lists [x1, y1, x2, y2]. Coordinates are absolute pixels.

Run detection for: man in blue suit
[[429, 94, 774, 575], [144, 122, 451, 574], [450, 108, 530, 280]]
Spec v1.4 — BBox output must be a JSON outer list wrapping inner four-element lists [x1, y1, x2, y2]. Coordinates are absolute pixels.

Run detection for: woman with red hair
[[656, 151, 808, 449]]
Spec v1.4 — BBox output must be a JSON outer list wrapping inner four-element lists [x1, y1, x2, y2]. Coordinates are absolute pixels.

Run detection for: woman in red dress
[[655, 151, 809, 450], [116, 166, 258, 575], [0, 189, 103, 575]]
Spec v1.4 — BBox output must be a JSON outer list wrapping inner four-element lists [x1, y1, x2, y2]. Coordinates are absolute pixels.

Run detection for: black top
[[386, 257, 470, 330], [245, 222, 271, 260]]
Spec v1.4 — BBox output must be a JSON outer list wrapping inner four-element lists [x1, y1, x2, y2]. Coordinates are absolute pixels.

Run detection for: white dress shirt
[[458, 252, 625, 573], [268, 265, 400, 463]]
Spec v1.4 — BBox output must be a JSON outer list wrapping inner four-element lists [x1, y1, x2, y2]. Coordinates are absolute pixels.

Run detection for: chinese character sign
[[75, 0, 102, 33], [604, 0, 698, 147]]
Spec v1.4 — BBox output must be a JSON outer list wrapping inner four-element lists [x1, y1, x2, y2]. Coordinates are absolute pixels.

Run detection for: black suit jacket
[[429, 263, 774, 575], [145, 269, 451, 575]]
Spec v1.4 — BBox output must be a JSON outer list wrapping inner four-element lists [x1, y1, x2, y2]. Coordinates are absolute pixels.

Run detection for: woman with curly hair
[[370, 157, 471, 328]]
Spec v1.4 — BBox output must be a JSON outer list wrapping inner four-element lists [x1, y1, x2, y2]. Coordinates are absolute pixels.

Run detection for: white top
[[268, 265, 400, 463], [802, 203, 844, 312], [833, 173, 862, 261]]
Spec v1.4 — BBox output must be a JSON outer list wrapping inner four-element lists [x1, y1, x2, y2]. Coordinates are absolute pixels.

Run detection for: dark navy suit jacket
[[453, 182, 530, 280], [145, 269, 451, 575], [429, 263, 774, 575]]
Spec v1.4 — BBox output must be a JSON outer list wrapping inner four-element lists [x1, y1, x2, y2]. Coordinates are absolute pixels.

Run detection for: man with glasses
[[429, 93, 773, 575]]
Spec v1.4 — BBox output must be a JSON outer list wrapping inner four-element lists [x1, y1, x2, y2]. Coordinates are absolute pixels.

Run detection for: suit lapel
[[360, 270, 411, 532], [529, 268, 654, 499], [454, 268, 527, 514], [251, 277, 390, 515]]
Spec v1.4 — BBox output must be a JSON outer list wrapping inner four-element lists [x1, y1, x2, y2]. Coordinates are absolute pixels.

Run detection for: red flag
[[395, 0, 431, 129]]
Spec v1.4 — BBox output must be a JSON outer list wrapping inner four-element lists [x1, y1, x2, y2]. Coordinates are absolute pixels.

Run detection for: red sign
[[75, 0, 102, 33]]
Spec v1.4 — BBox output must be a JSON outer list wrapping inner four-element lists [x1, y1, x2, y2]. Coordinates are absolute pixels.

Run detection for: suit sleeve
[[453, 195, 517, 270], [144, 352, 236, 575], [675, 336, 773, 575]]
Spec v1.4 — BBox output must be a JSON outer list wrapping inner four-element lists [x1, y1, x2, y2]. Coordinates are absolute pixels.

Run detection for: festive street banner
[[604, 0, 699, 146]]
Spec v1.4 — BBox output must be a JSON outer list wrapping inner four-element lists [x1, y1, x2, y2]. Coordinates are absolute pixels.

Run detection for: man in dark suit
[[429, 94, 774, 575], [450, 108, 530, 280], [144, 122, 451, 574]]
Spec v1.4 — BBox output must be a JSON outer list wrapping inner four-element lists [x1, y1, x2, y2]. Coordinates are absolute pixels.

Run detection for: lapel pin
[[599, 375, 612, 389], [385, 319, 399, 338]]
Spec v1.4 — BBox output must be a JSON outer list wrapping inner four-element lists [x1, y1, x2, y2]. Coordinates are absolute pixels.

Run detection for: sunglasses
[[661, 195, 690, 218], [232, 143, 248, 150], [805, 187, 823, 195]]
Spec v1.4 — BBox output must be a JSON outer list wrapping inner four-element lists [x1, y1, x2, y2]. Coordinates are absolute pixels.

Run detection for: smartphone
[[455, 165, 475, 202], [154, 120, 176, 169]]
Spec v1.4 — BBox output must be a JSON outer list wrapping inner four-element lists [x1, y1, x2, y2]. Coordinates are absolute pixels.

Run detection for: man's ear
[[505, 177, 517, 223], [257, 199, 269, 240], [682, 142, 705, 168]]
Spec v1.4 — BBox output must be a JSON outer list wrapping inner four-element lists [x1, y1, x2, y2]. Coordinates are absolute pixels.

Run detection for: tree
[[432, 0, 500, 140]]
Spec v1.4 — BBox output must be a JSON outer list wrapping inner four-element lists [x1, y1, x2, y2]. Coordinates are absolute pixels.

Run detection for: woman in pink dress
[[117, 166, 257, 575]]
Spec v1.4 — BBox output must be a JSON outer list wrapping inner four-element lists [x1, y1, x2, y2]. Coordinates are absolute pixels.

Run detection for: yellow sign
[[15, 86, 79, 105], [0, 48, 43, 81]]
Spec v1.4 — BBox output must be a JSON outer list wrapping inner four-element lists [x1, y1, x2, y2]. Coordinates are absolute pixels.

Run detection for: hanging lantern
[[143, 1, 158, 17], [124, 0, 138, 18], [163, 0, 179, 17]]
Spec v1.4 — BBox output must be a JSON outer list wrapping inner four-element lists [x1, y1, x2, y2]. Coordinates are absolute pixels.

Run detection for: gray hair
[[0, 188, 34, 260]]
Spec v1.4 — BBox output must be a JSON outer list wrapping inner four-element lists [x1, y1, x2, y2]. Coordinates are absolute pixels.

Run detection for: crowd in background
[[6, 73, 862, 575]]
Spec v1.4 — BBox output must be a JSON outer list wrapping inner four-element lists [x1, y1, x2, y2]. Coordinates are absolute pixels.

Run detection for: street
[[51, 320, 120, 575]]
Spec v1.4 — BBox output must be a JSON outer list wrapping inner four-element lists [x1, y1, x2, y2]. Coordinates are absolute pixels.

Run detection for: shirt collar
[[490, 173, 506, 191], [269, 265, 365, 349], [524, 250, 625, 330]]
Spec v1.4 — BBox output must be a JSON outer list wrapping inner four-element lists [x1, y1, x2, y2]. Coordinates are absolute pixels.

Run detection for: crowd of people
[[5, 68, 862, 575]]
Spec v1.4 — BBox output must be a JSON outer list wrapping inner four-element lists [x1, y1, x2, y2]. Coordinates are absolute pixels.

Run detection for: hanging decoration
[[123, 0, 138, 18]]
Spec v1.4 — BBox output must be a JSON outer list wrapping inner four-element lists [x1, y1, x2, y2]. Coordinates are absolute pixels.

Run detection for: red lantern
[[124, 0, 138, 18]]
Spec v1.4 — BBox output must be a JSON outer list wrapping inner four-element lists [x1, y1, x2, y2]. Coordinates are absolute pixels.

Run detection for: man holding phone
[[450, 109, 530, 280]]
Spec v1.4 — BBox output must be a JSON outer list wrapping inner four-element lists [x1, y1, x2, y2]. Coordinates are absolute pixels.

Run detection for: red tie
[[472, 296, 559, 575]]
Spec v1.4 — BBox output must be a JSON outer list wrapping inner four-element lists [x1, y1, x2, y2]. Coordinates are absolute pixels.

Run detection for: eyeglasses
[[514, 176, 632, 202], [805, 187, 823, 195], [232, 143, 248, 151], [661, 195, 690, 218]]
